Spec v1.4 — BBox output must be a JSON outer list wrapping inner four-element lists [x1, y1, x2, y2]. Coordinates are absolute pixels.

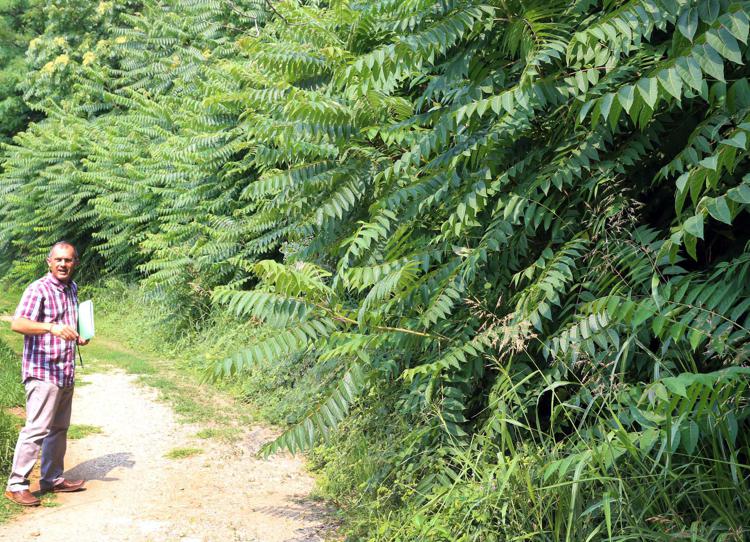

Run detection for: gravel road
[[0, 371, 333, 541]]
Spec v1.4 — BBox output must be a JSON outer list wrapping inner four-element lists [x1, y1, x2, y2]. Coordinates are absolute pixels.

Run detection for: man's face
[[47, 245, 77, 283]]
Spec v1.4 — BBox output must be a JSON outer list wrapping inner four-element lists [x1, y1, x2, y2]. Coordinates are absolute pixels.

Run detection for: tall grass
[[0, 338, 24, 478], [76, 279, 750, 541], [308, 365, 750, 541]]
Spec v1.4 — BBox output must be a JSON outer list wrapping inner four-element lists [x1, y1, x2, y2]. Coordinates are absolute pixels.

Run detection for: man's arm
[[11, 317, 79, 341]]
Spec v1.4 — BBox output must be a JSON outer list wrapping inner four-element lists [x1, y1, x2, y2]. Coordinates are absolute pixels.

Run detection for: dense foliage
[[2, 0, 750, 539], [0, 0, 43, 142]]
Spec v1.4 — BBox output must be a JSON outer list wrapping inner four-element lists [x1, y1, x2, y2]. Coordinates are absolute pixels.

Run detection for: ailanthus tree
[[0, 0, 45, 142], [2, 0, 750, 539]]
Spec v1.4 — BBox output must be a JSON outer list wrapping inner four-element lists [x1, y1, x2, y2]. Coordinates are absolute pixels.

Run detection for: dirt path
[[0, 370, 334, 541]]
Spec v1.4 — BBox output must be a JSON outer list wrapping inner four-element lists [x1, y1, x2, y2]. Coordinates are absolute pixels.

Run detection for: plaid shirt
[[14, 273, 78, 387]]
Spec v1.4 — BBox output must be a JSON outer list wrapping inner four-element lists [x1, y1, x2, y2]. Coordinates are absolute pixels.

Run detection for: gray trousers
[[7, 379, 74, 491]]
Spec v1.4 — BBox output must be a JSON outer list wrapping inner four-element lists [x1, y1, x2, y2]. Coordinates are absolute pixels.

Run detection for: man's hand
[[77, 337, 90, 346], [12, 317, 82, 342], [50, 323, 79, 342]]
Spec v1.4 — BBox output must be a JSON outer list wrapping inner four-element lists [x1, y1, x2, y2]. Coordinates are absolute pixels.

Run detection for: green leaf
[[727, 183, 750, 203], [725, 8, 749, 44], [728, 79, 750, 111], [689, 328, 705, 350], [724, 412, 738, 445], [698, 154, 718, 170], [675, 171, 690, 192], [603, 492, 612, 540], [695, 44, 725, 82], [680, 420, 700, 454], [617, 85, 636, 113], [707, 196, 732, 224], [677, 8, 698, 41], [705, 27, 743, 65], [578, 99, 596, 123], [631, 302, 655, 327], [598, 93, 615, 122], [657, 68, 682, 100], [684, 232, 698, 259], [636, 77, 658, 109], [490, 94, 503, 114], [683, 214, 704, 239], [698, 0, 719, 23], [675, 56, 703, 91], [663, 376, 688, 398], [721, 131, 747, 150]]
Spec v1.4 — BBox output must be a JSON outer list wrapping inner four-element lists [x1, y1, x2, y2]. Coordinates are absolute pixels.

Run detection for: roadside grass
[[67, 424, 103, 440], [194, 427, 237, 441], [165, 446, 202, 459], [40, 495, 60, 507], [77, 339, 156, 376], [0, 323, 24, 523], [0, 322, 23, 355]]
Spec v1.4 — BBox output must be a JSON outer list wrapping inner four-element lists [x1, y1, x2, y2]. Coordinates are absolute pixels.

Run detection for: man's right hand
[[11, 317, 78, 338], [50, 323, 79, 341]]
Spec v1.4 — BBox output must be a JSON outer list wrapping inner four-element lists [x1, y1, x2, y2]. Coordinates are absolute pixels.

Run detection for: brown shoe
[[41, 479, 86, 493], [4, 489, 41, 506]]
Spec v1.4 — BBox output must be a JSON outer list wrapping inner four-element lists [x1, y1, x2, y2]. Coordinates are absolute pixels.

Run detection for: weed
[[40, 494, 60, 508], [165, 447, 202, 460], [194, 427, 239, 442], [67, 424, 103, 440]]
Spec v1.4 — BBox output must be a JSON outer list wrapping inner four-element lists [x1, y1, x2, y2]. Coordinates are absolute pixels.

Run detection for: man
[[4, 241, 88, 506]]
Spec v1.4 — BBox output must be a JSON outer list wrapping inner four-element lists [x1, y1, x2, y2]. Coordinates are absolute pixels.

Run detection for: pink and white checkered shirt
[[14, 272, 78, 387]]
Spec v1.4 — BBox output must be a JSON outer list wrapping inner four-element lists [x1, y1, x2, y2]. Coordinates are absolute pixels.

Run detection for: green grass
[[78, 341, 156, 376], [67, 424, 103, 440], [39, 494, 60, 508], [0, 285, 24, 353], [194, 427, 239, 441], [139, 374, 234, 427], [0, 287, 22, 318], [0, 289, 26, 524], [0, 492, 59, 516], [0, 322, 23, 355], [164, 446, 202, 459]]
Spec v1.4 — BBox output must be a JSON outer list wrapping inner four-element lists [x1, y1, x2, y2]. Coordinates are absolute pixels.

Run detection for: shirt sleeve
[[14, 283, 43, 321]]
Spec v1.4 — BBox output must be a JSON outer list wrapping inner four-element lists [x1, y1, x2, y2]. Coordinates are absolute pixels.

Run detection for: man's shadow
[[63, 452, 135, 482]]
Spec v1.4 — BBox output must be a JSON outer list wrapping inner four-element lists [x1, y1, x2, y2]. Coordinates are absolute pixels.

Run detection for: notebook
[[78, 300, 95, 340]]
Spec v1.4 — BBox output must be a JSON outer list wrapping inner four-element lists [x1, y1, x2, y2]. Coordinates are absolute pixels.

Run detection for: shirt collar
[[44, 272, 74, 292]]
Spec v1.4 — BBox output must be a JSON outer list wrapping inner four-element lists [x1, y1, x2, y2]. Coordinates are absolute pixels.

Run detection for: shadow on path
[[63, 452, 135, 482]]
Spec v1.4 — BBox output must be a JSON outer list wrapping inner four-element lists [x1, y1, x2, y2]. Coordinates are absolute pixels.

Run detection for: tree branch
[[264, 0, 288, 24]]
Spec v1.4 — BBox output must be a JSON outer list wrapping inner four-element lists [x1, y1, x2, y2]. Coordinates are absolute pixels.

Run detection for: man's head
[[47, 241, 79, 284]]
